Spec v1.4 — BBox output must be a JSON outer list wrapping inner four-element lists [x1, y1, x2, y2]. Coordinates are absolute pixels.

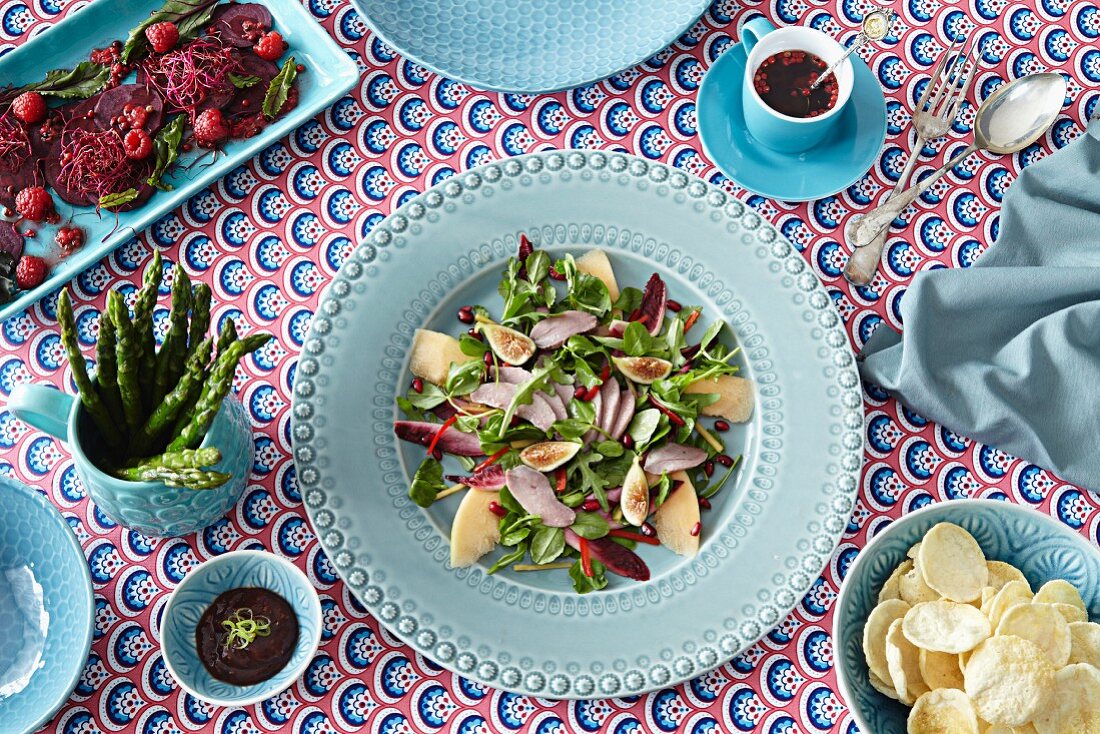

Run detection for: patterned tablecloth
[[1, 0, 1097, 732]]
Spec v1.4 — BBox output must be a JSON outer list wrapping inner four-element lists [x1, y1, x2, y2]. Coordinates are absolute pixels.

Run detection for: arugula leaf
[[499, 514, 538, 545], [525, 251, 550, 285], [487, 543, 528, 574], [147, 114, 186, 190], [530, 526, 565, 564], [98, 189, 139, 210], [21, 62, 109, 99], [559, 254, 611, 316], [570, 511, 609, 539], [229, 73, 261, 89], [263, 57, 298, 120], [445, 359, 485, 396], [667, 316, 686, 367], [121, 0, 220, 63], [569, 558, 608, 593], [408, 457, 446, 507], [699, 454, 741, 499], [496, 362, 557, 439]]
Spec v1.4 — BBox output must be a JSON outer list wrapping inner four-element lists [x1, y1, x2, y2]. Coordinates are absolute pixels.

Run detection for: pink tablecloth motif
[[1, 0, 1098, 732]]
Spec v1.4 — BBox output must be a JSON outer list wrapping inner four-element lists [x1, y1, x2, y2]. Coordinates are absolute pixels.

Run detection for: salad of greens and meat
[[394, 235, 755, 593]]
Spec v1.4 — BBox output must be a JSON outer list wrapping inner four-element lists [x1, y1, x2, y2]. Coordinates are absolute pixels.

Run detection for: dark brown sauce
[[195, 587, 298, 686], [753, 50, 839, 119]]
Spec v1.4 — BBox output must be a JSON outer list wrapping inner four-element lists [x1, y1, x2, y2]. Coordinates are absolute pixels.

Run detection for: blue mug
[[740, 17, 854, 153], [8, 383, 252, 537]]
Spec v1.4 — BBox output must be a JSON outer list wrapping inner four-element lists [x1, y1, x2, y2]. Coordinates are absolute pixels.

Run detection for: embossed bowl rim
[[832, 498, 1100, 731], [160, 550, 322, 706]]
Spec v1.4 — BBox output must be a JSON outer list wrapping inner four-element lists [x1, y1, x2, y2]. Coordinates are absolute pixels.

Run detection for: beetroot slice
[[211, 2, 272, 47], [0, 222, 24, 261], [222, 54, 277, 119], [44, 157, 92, 206], [94, 84, 165, 135]]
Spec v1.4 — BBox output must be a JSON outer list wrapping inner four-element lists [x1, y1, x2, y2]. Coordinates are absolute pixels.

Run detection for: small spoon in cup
[[809, 9, 894, 91]]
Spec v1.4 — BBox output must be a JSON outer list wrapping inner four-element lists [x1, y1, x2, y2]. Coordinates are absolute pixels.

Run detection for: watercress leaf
[[567, 398, 597, 425], [591, 336, 625, 351], [228, 73, 261, 89], [487, 543, 528, 574], [613, 286, 644, 315], [98, 188, 138, 211], [121, 0, 219, 62], [408, 458, 445, 508], [552, 419, 590, 441], [262, 57, 298, 120], [568, 272, 611, 316], [499, 514, 535, 545], [529, 526, 565, 564], [627, 408, 661, 444], [459, 332, 489, 357], [396, 396, 425, 421], [622, 321, 650, 357], [406, 382, 448, 410], [445, 359, 485, 396], [22, 61, 109, 99], [570, 511, 610, 539], [595, 440, 624, 458], [525, 251, 550, 284], [454, 414, 481, 433], [147, 114, 186, 190], [569, 558, 608, 593]]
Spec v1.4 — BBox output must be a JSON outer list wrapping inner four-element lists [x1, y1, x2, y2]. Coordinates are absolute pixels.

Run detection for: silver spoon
[[846, 72, 1067, 251], [809, 9, 894, 91]]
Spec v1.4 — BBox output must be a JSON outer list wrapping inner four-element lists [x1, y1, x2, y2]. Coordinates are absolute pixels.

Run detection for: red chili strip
[[555, 468, 567, 493], [473, 446, 508, 472], [649, 395, 686, 427], [579, 538, 593, 577], [609, 529, 660, 546], [583, 384, 600, 401], [425, 414, 459, 457], [683, 309, 701, 333]]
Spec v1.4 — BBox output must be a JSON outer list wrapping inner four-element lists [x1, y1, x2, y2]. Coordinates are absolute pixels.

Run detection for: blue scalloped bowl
[[0, 476, 93, 734], [834, 499, 1100, 734], [161, 550, 321, 706]]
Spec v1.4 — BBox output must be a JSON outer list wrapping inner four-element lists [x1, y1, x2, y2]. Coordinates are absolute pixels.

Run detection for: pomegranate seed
[[483, 352, 494, 366], [690, 522, 701, 537], [621, 434, 634, 449], [640, 522, 655, 537], [716, 454, 734, 467], [582, 499, 600, 511], [467, 328, 483, 341], [488, 501, 507, 518], [704, 460, 714, 477], [411, 378, 423, 393], [667, 300, 682, 312], [548, 266, 566, 281], [457, 306, 475, 323], [574, 385, 587, 400], [714, 419, 730, 432], [582, 385, 600, 401], [699, 497, 711, 510]]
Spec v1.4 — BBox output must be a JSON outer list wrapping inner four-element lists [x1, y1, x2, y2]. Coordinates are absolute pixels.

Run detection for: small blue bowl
[[834, 500, 1100, 734], [161, 550, 321, 706], [0, 476, 93, 733]]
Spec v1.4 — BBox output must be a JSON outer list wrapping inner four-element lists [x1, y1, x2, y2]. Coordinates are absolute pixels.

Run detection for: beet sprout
[[0, 114, 31, 169], [141, 38, 241, 120], [58, 127, 136, 202]]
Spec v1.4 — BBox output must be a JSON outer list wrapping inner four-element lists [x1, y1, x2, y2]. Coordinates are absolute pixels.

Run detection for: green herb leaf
[[613, 287, 644, 316], [406, 382, 448, 410], [228, 73, 261, 89], [622, 321, 666, 357], [529, 526, 565, 564], [487, 543, 528, 575], [121, 0, 220, 63], [263, 57, 298, 120], [651, 472, 672, 509], [569, 558, 608, 593], [567, 397, 597, 425], [570, 511, 610, 539], [21, 62, 109, 99], [98, 189, 139, 211], [551, 418, 590, 441], [445, 359, 484, 397], [699, 454, 741, 499], [498, 485, 525, 515], [396, 396, 425, 421], [147, 114, 187, 190], [496, 362, 557, 439], [499, 514, 537, 546], [408, 457, 446, 508], [627, 408, 661, 445], [459, 332, 489, 357], [594, 440, 624, 458], [525, 251, 550, 285]]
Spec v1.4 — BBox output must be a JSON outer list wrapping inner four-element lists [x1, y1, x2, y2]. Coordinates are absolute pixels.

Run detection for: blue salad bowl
[[161, 550, 321, 706], [0, 476, 93, 733], [833, 499, 1100, 734]]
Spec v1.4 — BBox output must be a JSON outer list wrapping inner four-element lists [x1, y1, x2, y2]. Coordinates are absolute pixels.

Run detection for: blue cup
[[8, 383, 252, 537], [740, 17, 854, 153]]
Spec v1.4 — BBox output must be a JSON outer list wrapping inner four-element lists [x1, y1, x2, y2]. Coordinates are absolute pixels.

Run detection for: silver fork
[[844, 35, 977, 286]]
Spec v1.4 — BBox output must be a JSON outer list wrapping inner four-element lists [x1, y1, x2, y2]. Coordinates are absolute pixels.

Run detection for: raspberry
[[10, 92, 46, 125], [145, 21, 179, 53], [123, 128, 153, 159], [15, 256, 47, 290], [14, 186, 54, 223], [193, 108, 228, 148], [253, 31, 286, 61], [55, 226, 85, 256]]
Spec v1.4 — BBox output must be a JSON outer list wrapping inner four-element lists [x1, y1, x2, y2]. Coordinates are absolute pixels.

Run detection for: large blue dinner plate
[[350, 0, 710, 93], [0, 0, 358, 322], [292, 151, 863, 698]]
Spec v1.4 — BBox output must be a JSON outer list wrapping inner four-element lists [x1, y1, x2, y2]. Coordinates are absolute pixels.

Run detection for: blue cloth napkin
[[860, 117, 1100, 493]]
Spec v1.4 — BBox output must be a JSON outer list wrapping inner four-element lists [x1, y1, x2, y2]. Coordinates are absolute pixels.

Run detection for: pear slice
[[481, 323, 536, 365], [575, 249, 620, 302], [410, 328, 475, 387], [520, 441, 581, 472], [653, 471, 700, 557], [613, 356, 672, 385], [684, 374, 754, 423], [620, 456, 650, 527], [449, 489, 500, 568]]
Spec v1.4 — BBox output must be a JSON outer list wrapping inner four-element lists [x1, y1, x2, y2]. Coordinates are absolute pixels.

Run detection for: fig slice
[[481, 323, 536, 366], [520, 441, 580, 472], [619, 456, 650, 527], [613, 356, 672, 384]]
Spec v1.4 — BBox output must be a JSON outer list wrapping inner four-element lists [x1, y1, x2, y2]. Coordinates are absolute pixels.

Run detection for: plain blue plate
[[0, 476, 93, 734], [351, 0, 710, 93], [834, 500, 1100, 734], [697, 37, 887, 202], [0, 0, 358, 322]]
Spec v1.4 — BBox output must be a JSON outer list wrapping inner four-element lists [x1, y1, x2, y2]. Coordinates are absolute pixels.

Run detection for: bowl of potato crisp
[[833, 500, 1100, 734]]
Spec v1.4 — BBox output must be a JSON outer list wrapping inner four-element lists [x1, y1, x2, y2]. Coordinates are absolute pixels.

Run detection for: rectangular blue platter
[[0, 0, 359, 321]]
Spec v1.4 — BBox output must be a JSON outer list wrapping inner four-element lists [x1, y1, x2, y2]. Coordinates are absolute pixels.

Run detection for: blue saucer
[[697, 40, 887, 202]]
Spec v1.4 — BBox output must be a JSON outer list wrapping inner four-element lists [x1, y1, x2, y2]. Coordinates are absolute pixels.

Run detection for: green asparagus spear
[[133, 251, 162, 405], [124, 447, 222, 471], [94, 307, 125, 430], [57, 291, 124, 452], [152, 264, 191, 406], [130, 337, 212, 455], [189, 283, 211, 355], [216, 317, 237, 356], [107, 291, 144, 436], [114, 465, 230, 490], [167, 333, 272, 451]]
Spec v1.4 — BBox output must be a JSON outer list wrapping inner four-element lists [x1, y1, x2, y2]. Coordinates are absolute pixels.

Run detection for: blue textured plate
[[350, 0, 710, 93], [834, 499, 1100, 734], [161, 550, 322, 706], [291, 151, 864, 698], [0, 475, 93, 733], [697, 38, 887, 202], [0, 0, 358, 322]]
